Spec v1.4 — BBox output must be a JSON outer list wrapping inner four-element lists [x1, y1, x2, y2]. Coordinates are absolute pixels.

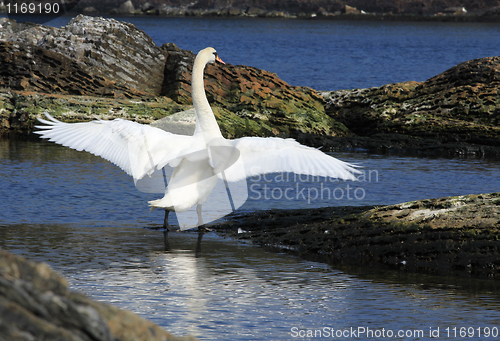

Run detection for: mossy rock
[[0, 91, 189, 136], [213, 193, 500, 277], [322, 57, 500, 146]]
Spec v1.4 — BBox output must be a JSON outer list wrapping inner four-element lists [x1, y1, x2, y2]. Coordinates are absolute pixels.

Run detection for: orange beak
[[216, 55, 225, 64]]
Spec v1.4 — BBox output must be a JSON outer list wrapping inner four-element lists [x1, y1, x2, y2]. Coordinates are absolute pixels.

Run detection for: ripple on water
[[1, 224, 500, 340], [1, 141, 500, 340]]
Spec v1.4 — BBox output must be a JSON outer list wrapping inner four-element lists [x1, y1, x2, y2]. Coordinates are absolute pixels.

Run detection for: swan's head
[[197, 47, 225, 66]]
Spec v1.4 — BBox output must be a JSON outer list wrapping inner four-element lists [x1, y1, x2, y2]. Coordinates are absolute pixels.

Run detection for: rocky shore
[[212, 193, 500, 277], [1, 15, 499, 157], [320, 57, 500, 157], [0, 248, 198, 341], [2, 0, 500, 21]]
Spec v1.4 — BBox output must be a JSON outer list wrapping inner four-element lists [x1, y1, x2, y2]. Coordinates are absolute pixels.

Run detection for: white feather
[[35, 113, 195, 181]]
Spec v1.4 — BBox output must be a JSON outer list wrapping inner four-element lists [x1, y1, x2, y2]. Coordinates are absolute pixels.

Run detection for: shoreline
[[1, 11, 500, 23], [211, 193, 500, 278]]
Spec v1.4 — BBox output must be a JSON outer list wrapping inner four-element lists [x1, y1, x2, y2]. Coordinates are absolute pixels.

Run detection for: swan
[[36, 47, 360, 230]]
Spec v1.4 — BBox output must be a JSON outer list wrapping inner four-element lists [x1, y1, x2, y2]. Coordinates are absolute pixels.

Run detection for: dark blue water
[[130, 17, 500, 90], [3, 14, 500, 90]]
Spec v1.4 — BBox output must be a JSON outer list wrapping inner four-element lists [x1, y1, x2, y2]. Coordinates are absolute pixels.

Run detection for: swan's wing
[[221, 137, 361, 182], [35, 113, 194, 181]]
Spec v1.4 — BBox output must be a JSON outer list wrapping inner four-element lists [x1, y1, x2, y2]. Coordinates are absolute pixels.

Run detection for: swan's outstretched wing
[[222, 137, 361, 182], [35, 113, 195, 181]]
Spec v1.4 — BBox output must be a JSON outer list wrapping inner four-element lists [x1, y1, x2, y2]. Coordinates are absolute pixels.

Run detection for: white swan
[[36, 47, 360, 230]]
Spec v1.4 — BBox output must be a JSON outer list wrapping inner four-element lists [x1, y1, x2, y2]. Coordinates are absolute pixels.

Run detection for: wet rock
[[0, 15, 165, 97], [62, 0, 500, 18], [161, 43, 350, 139], [322, 57, 500, 156], [0, 249, 198, 341], [0, 90, 187, 137], [212, 193, 500, 277], [110, 0, 137, 14]]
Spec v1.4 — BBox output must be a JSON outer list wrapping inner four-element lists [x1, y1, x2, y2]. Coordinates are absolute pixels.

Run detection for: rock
[[246, 6, 267, 16], [322, 57, 500, 155], [161, 43, 350, 139], [0, 90, 188, 137], [82, 6, 98, 14], [0, 16, 350, 141], [227, 6, 244, 15], [110, 0, 136, 14], [0, 15, 165, 97], [443, 6, 467, 15], [56, 0, 500, 17], [2, 0, 500, 18], [344, 5, 360, 14], [140, 2, 155, 12], [212, 193, 500, 277], [0, 249, 198, 341]]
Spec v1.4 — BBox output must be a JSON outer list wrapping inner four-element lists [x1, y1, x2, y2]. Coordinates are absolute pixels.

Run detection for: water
[[3, 15, 500, 90], [1, 139, 500, 340], [1, 16, 500, 340], [1, 140, 498, 226], [2, 224, 500, 340]]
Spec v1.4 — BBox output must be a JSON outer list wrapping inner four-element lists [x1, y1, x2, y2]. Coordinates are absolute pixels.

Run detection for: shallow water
[[1, 140, 499, 226], [2, 225, 500, 340], [1, 140, 500, 340]]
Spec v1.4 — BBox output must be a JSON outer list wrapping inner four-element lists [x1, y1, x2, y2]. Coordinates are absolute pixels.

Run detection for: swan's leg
[[163, 230, 169, 251], [163, 210, 170, 230], [196, 204, 204, 227], [195, 229, 204, 258]]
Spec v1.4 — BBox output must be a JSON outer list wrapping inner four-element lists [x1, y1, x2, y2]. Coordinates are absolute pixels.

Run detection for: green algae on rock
[[0, 91, 189, 137], [322, 57, 500, 150], [162, 43, 350, 139], [212, 193, 500, 277]]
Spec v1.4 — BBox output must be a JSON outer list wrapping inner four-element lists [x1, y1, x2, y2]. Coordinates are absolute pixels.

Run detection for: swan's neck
[[192, 58, 223, 140]]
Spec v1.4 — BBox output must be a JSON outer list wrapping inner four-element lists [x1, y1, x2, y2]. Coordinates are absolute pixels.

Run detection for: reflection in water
[[1, 224, 500, 340], [1, 140, 500, 340]]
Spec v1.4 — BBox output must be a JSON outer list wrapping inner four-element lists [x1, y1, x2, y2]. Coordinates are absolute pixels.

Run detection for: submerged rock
[[0, 249, 198, 341], [213, 193, 500, 277]]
